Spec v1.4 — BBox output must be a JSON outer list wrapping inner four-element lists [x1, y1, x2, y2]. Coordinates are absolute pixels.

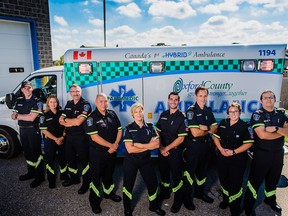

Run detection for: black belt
[[19, 125, 34, 129], [191, 138, 209, 143], [130, 151, 150, 159], [67, 131, 85, 136]]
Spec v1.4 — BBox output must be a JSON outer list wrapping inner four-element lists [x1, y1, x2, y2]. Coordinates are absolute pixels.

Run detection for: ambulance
[[0, 44, 286, 158]]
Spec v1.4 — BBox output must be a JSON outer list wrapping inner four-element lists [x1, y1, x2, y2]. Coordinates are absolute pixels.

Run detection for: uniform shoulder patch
[[86, 117, 93, 126], [37, 102, 43, 110], [39, 116, 45, 124], [252, 113, 260, 121], [187, 110, 194, 120], [84, 104, 90, 112]]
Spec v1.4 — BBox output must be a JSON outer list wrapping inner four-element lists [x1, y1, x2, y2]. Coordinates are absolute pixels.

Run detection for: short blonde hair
[[130, 103, 144, 116]]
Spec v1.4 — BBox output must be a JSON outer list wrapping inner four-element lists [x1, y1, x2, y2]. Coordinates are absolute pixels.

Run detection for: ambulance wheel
[[0, 127, 22, 159]]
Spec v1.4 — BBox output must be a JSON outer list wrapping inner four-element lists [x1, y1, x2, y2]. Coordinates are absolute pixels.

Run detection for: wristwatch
[[232, 149, 237, 155], [275, 126, 279, 132]]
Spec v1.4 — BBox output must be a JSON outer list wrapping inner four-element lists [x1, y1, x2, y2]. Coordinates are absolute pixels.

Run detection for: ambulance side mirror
[[5, 93, 15, 109]]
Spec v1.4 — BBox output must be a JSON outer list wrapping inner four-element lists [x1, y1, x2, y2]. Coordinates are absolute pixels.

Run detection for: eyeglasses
[[70, 90, 80, 93], [262, 96, 274, 100], [228, 111, 239, 114]]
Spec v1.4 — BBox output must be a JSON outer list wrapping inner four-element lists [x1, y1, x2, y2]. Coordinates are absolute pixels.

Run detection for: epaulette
[[277, 107, 285, 112], [188, 105, 195, 110], [255, 109, 263, 114]]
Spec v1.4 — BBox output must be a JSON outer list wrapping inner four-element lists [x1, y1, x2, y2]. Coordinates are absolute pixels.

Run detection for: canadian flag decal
[[73, 50, 92, 60]]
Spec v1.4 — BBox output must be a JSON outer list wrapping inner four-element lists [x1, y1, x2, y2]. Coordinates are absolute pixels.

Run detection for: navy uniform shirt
[[62, 97, 91, 134], [214, 118, 254, 154], [155, 109, 188, 147], [12, 95, 43, 127], [251, 107, 288, 151], [123, 121, 158, 155], [186, 102, 217, 141], [83, 108, 122, 151], [39, 109, 65, 137]]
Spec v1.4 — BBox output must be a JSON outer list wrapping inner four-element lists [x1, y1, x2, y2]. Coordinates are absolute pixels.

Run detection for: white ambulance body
[[0, 44, 286, 158]]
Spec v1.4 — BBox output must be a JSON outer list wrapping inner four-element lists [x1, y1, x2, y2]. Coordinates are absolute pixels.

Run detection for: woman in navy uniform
[[39, 95, 69, 188], [213, 102, 253, 216], [123, 103, 165, 216]]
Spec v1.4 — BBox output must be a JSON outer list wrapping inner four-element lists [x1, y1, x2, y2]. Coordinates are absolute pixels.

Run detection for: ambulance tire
[[0, 127, 22, 159]]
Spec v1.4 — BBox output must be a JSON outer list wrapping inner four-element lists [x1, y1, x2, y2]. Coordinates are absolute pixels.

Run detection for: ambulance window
[[14, 75, 57, 103], [79, 63, 93, 74], [149, 62, 165, 74]]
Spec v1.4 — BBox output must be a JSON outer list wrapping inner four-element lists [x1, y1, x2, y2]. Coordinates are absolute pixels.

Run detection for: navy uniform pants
[[123, 154, 159, 212], [44, 137, 68, 183], [158, 147, 184, 206], [218, 153, 247, 215], [183, 140, 211, 203], [89, 147, 117, 208], [20, 127, 44, 180], [244, 148, 284, 212], [65, 133, 90, 185]]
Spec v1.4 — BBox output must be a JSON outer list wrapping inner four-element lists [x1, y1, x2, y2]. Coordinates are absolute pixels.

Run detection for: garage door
[[0, 19, 34, 96]]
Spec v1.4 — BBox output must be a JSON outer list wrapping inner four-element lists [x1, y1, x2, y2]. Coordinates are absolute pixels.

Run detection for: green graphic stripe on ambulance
[[165, 59, 283, 72], [101, 61, 147, 81], [64, 62, 98, 90], [274, 59, 285, 72], [64, 59, 284, 89], [64, 63, 75, 90], [165, 60, 240, 71]]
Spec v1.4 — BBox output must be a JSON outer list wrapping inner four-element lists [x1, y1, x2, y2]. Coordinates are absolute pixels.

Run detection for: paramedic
[[83, 93, 122, 214], [39, 95, 69, 188], [123, 103, 166, 216], [213, 102, 253, 216], [11, 81, 45, 188], [184, 86, 218, 209], [59, 84, 91, 194], [244, 90, 288, 216], [156, 92, 188, 213]]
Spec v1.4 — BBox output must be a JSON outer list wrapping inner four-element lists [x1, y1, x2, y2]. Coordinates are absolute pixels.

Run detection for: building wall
[[0, 0, 52, 68], [281, 77, 288, 109]]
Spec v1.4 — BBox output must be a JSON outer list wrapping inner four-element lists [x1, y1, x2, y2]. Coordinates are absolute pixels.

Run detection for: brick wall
[[0, 0, 53, 68]]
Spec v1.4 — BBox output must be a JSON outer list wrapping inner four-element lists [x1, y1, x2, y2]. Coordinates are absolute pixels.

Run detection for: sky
[[49, 0, 288, 60]]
